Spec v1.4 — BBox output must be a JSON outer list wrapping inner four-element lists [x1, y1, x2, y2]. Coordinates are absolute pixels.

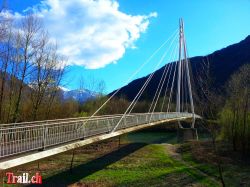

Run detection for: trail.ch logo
[[5, 172, 42, 184]]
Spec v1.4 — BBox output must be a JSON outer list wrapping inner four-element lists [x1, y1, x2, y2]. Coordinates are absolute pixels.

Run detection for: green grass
[[1, 131, 225, 187], [181, 152, 219, 179], [58, 144, 218, 187], [30, 130, 218, 187], [180, 143, 250, 187]]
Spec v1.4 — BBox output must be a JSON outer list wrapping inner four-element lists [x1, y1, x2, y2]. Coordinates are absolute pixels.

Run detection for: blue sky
[[8, 0, 250, 93]]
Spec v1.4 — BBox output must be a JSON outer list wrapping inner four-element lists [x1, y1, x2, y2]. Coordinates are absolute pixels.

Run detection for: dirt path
[[164, 143, 221, 186]]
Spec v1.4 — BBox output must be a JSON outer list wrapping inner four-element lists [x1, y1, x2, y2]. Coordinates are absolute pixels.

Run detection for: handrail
[[0, 112, 196, 159]]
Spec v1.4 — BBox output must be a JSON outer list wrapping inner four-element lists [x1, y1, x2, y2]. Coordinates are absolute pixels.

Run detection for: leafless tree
[[11, 14, 43, 122], [81, 75, 106, 95], [222, 64, 250, 157], [194, 57, 225, 187], [0, 16, 12, 122], [29, 32, 66, 120], [44, 56, 66, 119]]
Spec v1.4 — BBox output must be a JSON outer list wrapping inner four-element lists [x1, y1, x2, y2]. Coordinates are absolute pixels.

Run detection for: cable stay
[[76, 18, 196, 133]]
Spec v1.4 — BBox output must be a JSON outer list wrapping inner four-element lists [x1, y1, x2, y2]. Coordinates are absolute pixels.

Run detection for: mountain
[[110, 35, 250, 100], [62, 88, 97, 103]]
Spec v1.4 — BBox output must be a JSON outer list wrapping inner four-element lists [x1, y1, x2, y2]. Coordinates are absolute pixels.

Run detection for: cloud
[[16, 0, 157, 69]]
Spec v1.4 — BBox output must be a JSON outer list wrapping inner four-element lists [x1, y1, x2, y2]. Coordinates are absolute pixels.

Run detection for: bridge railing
[[0, 114, 128, 128], [0, 112, 193, 159]]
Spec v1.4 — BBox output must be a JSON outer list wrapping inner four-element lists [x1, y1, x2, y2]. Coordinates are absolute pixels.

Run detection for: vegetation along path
[[4, 131, 250, 186]]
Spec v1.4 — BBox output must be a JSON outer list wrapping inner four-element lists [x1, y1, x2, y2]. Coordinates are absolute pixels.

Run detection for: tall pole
[[182, 21, 196, 128], [176, 19, 182, 114], [176, 18, 195, 128], [176, 18, 183, 128]]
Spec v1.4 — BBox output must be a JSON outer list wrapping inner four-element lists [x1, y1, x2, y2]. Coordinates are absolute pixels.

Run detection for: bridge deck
[[0, 112, 198, 170]]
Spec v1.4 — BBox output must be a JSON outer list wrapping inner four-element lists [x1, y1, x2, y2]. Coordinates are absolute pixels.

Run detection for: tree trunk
[[241, 90, 248, 158]]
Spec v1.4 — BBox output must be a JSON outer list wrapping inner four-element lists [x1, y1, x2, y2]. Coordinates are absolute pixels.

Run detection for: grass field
[[1, 130, 249, 187]]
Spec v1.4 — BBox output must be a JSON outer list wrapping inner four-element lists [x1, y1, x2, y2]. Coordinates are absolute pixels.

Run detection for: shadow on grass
[[122, 168, 217, 187], [30, 143, 147, 187], [29, 131, 179, 186]]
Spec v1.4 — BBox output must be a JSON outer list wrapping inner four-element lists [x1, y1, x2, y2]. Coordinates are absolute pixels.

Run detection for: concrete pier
[[177, 128, 198, 142]]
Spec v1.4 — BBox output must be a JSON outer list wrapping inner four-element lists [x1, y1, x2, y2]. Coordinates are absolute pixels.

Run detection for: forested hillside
[[110, 35, 250, 101]]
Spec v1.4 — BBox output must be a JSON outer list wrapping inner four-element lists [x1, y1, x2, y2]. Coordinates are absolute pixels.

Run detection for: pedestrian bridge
[[0, 112, 199, 170], [0, 18, 200, 170]]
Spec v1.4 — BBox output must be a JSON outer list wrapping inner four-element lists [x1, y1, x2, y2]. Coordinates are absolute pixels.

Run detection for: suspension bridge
[[0, 19, 201, 170]]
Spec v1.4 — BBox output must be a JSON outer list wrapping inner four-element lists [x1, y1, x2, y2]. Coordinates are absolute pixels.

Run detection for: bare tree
[[0, 11, 71, 122], [82, 75, 106, 95], [0, 16, 12, 122], [29, 32, 61, 120], [222, 64, 250, 157], [194, 57, 225, 187], [44, 56, 66, 119], [5, 28, 21, 122], [11, 14, 43, 122]]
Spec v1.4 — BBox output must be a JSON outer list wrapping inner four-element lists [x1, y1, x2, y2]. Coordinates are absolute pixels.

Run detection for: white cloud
[[18, 0, 157, 69]]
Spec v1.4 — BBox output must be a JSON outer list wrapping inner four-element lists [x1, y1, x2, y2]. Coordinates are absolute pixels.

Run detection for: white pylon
[[176, 18, 195, 128]]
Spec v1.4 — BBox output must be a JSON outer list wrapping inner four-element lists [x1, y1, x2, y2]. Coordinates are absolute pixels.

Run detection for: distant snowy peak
[[58, 86, 70, 92], [61, 88, 98, 103]]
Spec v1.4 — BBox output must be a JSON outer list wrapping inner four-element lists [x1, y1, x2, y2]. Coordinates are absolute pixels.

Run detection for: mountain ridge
[[109, 35, 250, 100], [62, 88, 97, 103]]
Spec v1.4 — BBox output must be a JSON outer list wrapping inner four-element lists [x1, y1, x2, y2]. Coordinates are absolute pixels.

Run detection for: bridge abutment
[[177, 128, 198, 142]]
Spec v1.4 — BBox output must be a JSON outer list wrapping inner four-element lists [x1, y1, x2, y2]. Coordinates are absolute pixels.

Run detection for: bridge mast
[[176, 18, 196, 128], [176, 19, 183, 123]]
